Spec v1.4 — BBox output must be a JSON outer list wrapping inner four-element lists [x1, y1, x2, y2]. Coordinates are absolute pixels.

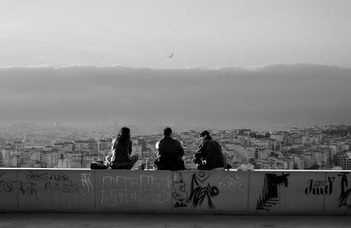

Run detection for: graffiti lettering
[[338, 173, 351, 207], [0, 180, 37, 199], [188, 171, 219, 209], [24, 171, 91, 195], [1, 172, 92, 199], [25, 171, 49, 181], [50, 173, 70, 182], [305, 177, 335, 195], [25, 171, 71, 183], [80, 174, 93, 195], [44, 181, 80, 194], [101, 175, 170, 207]]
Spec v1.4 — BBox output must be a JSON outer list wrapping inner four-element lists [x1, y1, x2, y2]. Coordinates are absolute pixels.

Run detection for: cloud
[[0, 21, 30, 31], [0, 64, 350, 129]]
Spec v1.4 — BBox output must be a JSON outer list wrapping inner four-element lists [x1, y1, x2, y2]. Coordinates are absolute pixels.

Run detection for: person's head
[[200, 130, 212, 142], [117, 127, 131, 141], [163, 127, 172, 137]]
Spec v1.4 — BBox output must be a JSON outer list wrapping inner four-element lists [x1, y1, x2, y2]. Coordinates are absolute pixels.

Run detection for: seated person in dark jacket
[[154, 127, 185, 170], [193, 130, 225, 170]]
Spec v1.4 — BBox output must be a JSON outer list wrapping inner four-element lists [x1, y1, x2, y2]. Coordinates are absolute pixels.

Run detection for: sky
[[1, 1, 351, 131], [1, 0, 351, 68]]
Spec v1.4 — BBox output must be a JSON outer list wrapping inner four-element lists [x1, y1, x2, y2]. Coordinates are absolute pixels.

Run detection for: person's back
[[111, 127, 138, 169], [155, 127, 185, 170], [193, 131, 225, 170], [113, 138, 132, 162], [205, 139, 225, 169]]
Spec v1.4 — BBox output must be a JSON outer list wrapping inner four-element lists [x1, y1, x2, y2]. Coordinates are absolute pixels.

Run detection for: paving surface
[[0, 213, 351, 228]]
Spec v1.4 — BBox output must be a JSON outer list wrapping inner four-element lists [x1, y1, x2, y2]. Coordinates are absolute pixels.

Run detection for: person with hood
[[193, 130, 226, 170]]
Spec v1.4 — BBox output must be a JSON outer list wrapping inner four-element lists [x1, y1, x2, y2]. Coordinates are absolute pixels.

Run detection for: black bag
[[90, 161, 109, 169]]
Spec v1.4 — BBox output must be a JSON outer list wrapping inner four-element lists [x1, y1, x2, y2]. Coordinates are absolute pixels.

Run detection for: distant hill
[[1, 64, 350, 130]]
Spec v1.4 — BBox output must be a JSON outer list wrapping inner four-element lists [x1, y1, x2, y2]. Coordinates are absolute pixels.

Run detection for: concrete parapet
[[0, 168, 350, 215]]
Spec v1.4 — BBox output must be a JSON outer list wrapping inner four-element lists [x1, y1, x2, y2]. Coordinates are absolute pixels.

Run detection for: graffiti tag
[[305, 176, 335, 195], [188, 171, 219, 209], [172, 173, 189, 207], [218, 175, 246, 192], [101, 175, 170, 207]]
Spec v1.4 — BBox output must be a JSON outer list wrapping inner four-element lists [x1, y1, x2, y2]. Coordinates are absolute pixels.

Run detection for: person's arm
[[193, 143, 205, 165], [110, 139, 116, 162], [128, 141, 132, 156], [177, 141, 184, 157]]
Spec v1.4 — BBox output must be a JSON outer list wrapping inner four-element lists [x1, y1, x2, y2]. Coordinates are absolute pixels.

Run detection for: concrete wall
[[0, 168, 350, 215]]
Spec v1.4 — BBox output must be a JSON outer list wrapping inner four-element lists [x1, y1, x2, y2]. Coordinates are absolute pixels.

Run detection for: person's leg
[[90, 161, 108, 169], [212, 167, 225, 171], [111, 155, 139, 169]]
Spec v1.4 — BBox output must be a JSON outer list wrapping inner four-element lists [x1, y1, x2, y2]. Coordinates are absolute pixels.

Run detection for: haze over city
[[1, 0, 351, 130], [1, 64, 351, 131]]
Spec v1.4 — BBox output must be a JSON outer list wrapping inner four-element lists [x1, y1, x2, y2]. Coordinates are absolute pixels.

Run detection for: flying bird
[[167, 52, 174, 58]]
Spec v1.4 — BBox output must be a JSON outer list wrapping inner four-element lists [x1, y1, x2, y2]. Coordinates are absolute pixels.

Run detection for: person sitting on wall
[[154, 127, 185, 170], [90, 127, 138, 170], [192, 130, 226, 170], [109, 127, 138, 169]]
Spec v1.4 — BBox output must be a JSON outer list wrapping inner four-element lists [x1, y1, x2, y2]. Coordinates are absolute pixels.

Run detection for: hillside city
[[1, 122, 351, 170]]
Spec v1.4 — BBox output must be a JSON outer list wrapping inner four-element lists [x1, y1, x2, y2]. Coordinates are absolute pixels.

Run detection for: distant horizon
[[1, 119, 349, 135]]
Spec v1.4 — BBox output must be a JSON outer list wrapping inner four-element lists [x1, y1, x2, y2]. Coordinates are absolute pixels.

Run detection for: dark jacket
[[154, 136, 185, 170], [193, 139, 225, 170]]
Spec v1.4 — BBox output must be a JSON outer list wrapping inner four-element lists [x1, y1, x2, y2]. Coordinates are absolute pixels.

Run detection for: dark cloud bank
[[1, 64, 350, 130]]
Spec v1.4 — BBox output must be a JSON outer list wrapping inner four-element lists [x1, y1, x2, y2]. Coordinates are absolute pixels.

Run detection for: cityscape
[[1, 122, 350, 170]]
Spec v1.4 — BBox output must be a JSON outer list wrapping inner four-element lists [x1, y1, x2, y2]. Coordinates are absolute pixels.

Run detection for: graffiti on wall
[[338, 173, 351, 207], [171, 171, 222, 209], [25, 171, 93, 195], [0, 171, 93, 200], [101, 175, 171, 207], [188, 171, 219, 209], [0, 172, 38, 198], [256, 173, 290, 211], [305, 176, 335, 195], [217, 174, 246, 192], [172, 172, 189, 207]]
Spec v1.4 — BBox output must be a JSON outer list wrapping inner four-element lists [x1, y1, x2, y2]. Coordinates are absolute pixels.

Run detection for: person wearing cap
[[192, 130, 226, 170], [154, 127, 185, 170]]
